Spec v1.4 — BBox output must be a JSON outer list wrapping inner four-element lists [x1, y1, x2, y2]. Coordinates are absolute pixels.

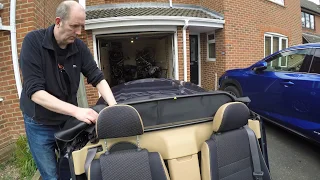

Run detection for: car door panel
[[245, 71, 300, 125], [289, 49, 320, 142], [245, 49, 315, 131]]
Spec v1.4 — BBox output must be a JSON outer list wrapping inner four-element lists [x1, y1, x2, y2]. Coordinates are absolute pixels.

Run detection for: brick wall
[[198, 0, 226, 90], [200, 29, 226, 90], [198, 0, 302, 90], [222, 0, 302, 70], [200, 0, 224, 14], [0, 0, 64, 162]]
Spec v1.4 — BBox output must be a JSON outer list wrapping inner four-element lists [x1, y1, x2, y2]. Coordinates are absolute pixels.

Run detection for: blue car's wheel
[[223, 85, 241, 97]]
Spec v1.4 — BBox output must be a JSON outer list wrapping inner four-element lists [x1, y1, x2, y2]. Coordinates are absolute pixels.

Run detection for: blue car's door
[[244, 48, 314, 128], [289, 48, 320, 142]]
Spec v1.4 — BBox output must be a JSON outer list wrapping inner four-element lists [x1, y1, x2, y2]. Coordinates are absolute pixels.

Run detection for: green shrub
[[13, 135, 37, 178]]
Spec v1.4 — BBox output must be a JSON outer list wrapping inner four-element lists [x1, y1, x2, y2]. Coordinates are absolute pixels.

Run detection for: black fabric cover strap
[[245, 126, 263, 180], [84, 147, 97, 177]]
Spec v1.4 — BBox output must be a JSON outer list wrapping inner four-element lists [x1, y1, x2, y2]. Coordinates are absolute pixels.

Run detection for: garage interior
[[97, 32, 174, 87]]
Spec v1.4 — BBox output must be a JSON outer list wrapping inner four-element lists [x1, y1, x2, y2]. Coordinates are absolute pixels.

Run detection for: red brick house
[[0, 0, 305, 161]]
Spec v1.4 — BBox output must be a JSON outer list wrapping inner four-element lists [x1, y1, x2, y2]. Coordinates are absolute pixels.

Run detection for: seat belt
[[244, 126, 264, 180], [84, 147, 98, 177]]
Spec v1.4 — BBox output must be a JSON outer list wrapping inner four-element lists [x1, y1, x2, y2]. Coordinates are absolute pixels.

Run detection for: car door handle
[[281, 81, 294, 86]]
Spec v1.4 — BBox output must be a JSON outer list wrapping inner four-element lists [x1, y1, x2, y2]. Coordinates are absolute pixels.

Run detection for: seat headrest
[[95, 105, 144, 139], [213, 102, 249, 133]]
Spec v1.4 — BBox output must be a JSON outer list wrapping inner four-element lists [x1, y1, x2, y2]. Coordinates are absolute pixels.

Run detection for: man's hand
[[73, 107, 99, 124], [31, 90, 99, 124]]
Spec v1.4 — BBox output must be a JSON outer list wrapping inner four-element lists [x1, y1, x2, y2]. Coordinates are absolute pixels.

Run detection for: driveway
[[265, 122, 320, 180]]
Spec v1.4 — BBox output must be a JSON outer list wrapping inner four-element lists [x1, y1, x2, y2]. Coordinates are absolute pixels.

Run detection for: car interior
[[55, 92, 271, 180]]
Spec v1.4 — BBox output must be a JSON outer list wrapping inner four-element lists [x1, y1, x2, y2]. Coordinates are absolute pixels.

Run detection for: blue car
[[219, 43, 320, 144]]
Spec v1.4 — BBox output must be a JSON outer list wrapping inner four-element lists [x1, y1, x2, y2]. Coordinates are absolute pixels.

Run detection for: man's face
[[57, 8, 85, 45]]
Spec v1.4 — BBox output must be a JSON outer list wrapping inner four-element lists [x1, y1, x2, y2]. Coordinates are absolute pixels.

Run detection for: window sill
[[0, 97, 3, 102], [302, 27, 315, 31], [207, 58, 216, 62]]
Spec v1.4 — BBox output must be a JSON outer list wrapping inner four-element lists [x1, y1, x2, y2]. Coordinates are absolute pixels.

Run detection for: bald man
[[19, 1, 116, 179]]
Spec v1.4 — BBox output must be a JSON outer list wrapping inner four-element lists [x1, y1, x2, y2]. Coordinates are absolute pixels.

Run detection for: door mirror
[[252, 61, 267, 72]]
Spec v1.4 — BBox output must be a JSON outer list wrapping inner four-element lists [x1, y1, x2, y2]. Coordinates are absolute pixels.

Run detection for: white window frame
[[264, 32, 288, 67], [268, 0, 284, 6], [207, 32, 216, 61]]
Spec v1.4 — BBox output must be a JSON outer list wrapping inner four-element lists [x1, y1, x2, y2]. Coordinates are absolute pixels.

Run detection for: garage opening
[[96, 32, 175, 87]]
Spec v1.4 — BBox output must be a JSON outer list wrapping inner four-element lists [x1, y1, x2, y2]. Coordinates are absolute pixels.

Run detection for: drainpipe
[[10, 0, 21, 98], [169, 0, 172, 7], [182, 19, 189, 82], [0, 0, 21, 98]]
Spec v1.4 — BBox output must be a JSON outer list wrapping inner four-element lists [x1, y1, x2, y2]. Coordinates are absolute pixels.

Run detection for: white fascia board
[[85, 16, 225, 30], [93, 25, 177, 35], [188, 21, 224, 28]]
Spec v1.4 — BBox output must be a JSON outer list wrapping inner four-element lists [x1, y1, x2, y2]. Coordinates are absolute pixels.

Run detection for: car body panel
[[219, 43, 320, 144]]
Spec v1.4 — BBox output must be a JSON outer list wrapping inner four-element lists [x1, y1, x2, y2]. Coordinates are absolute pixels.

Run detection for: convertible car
[[54, 78, 271, 180]]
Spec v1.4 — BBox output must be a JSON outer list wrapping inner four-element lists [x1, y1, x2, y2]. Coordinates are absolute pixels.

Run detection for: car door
[[290, 48, 320, 142], [244, 48, 313, 127]]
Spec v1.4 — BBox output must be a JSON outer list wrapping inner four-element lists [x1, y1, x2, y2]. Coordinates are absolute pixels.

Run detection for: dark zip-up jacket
[[20, 24, 104, 125]]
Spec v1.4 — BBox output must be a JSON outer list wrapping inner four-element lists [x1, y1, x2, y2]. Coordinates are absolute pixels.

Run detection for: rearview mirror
[[252, 61, 267, 72]]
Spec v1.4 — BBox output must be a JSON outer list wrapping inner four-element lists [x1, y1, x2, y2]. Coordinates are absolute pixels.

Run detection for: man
[[19, 1, 117, 179]]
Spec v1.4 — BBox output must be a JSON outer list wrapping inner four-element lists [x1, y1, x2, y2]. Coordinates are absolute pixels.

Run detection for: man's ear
[[55, 17, 61, 27]]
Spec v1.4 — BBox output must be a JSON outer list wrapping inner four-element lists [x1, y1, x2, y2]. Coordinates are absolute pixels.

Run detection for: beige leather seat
[[86, 105, 170, 180], [201, 102, 271, 180]]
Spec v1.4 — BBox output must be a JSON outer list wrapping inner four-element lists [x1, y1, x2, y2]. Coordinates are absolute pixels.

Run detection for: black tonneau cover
[[97, 79, 242, 129], [123, 92, 236, 130]]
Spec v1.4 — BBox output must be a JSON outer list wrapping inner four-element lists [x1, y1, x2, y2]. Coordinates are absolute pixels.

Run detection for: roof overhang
[[302, 33, 320, 43], [85, 16, 224, 31]]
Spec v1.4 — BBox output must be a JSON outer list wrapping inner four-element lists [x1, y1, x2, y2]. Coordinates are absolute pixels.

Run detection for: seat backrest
[[87, 105, 170, 180], [201, 102, 271, 180]]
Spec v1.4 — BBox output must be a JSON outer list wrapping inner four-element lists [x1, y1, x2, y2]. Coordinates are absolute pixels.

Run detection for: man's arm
[[31, 90, 98, 124], [96, 79, 117, 106], [80, 41, 117, 106]]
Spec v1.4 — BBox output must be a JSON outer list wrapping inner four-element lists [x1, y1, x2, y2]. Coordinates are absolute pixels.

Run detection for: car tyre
[[223, 86, 241, 97]]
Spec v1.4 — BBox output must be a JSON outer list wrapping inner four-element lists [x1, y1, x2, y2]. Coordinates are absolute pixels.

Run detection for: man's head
[[54, 0, 85, 47]]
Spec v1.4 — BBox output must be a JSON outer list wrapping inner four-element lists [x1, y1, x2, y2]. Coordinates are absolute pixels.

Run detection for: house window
[[301, 12, 315, 30], [207, 33, 216, 61], [264, 33, 288, 67], [269, 0, 284, 6]]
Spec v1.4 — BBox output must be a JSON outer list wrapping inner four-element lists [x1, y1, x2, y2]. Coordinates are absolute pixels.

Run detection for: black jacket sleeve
[[80, 41, 104, 87], [20, 32, 46, 99]]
